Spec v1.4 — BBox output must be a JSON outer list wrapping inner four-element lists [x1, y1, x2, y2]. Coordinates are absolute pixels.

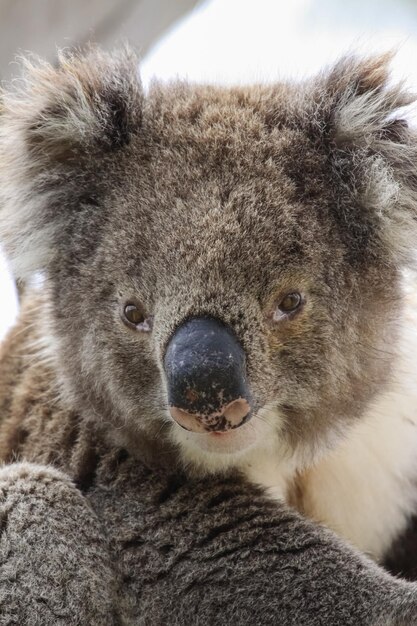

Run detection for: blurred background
[[1, 0, 417, 340]]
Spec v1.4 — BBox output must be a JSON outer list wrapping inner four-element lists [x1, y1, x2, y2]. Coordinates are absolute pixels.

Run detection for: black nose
[[164, 316, 252, 432]]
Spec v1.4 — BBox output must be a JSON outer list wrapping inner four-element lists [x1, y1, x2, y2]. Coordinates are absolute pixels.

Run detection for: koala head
[[1, 48, 416, 473]]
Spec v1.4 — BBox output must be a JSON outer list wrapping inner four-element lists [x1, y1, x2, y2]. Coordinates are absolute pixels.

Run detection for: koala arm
[[0, 458, 416, 626], [89, 461, 417, 626], [0, 462, 118, 626]]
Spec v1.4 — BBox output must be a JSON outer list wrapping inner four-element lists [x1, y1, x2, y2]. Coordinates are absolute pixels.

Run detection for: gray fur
[[1, 49, 417, 465], [0, 47, 417, 625], [88, 453, 417, 626], [1, 460, 417, 625], [0, 463, 117, 625]]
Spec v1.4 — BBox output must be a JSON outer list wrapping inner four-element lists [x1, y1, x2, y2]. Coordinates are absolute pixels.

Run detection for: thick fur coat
[[1, 48, 417, 624]]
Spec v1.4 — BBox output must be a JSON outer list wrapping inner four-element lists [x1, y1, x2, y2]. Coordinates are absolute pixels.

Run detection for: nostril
[[169, 407, 208, 432], [222, 398, 251, 425]]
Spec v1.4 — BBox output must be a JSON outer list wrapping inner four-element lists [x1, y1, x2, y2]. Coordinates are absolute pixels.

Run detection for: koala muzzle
[[164, 316, 252, 433]]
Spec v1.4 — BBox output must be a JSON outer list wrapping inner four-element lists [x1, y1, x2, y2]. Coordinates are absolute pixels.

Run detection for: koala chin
[[1, 47, 417, 566]]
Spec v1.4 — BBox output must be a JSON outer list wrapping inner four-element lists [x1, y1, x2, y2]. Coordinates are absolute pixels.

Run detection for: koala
[[1, 47, 417, 624]]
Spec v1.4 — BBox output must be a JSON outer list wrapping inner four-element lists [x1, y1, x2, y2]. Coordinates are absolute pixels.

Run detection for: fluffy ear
[[313, 53, 417, 267], [0, 47, 143, 279]]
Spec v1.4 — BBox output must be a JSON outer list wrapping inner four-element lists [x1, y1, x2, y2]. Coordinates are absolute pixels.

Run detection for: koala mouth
[[179, 418, 260, 455]]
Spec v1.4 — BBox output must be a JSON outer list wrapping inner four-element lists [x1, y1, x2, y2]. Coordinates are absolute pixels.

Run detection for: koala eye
[[122, 304, 153, 332], [273, 292, 303, 322]]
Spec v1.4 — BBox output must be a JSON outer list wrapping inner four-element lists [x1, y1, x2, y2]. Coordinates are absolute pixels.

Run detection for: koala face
[[1, 50, 416, 472]]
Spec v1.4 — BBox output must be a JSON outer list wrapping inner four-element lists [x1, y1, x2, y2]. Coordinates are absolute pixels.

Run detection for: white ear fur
[[318, 53, 417, 267], [0, 47, 142, 279]]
